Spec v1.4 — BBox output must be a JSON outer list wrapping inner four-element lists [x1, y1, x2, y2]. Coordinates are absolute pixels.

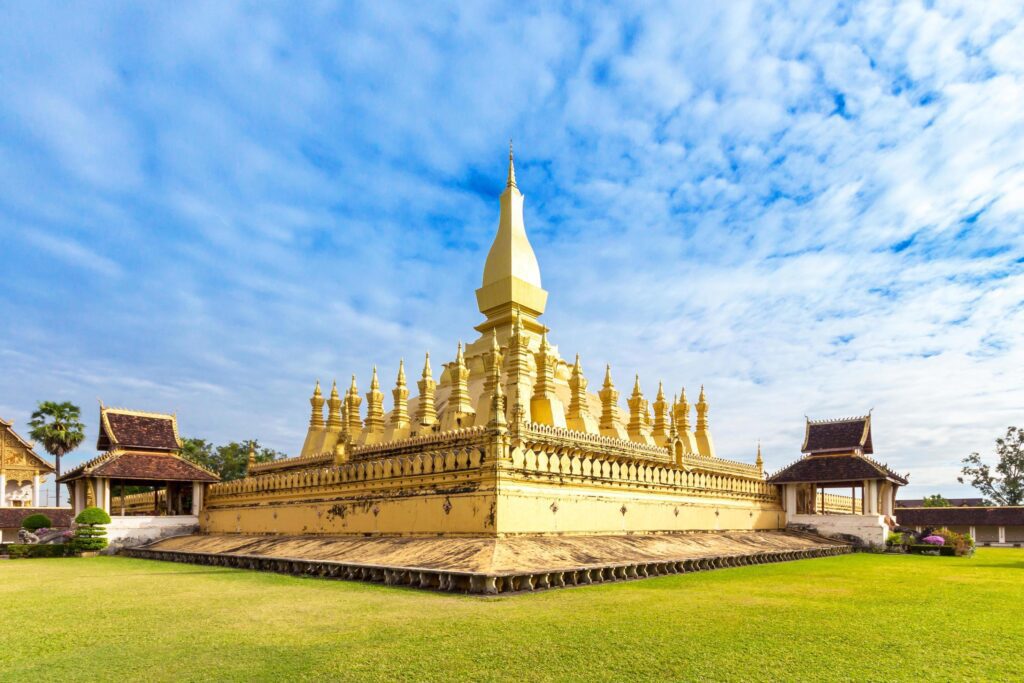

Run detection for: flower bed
[[886, 528, 974, 557]]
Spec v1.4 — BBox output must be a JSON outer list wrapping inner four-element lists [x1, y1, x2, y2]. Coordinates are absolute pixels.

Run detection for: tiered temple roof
[[769, 414, 907, 485], [60, 405, 218, 484]]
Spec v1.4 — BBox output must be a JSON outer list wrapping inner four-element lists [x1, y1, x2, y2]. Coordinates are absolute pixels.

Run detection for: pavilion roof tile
[[896, 506, 1024, 527], [0, 507, 75, 529], [802, 415, 873, 454], [59, 450, 219, 483], [97, 407, 180, 451], [768, 454, 907, 485]]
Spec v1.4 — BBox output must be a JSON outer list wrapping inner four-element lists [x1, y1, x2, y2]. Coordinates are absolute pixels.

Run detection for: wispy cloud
[[0, 1, 1021, 501]]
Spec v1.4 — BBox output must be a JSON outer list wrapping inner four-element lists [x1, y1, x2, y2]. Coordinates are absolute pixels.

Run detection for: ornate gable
[[0, 417, 55, 473]]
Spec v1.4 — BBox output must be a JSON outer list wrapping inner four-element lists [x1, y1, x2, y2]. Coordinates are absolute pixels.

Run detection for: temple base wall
[[198, 426, 784, 538], [105, 515, 199, 553], [202, 489, 496, 536], [497, 481, 783, 534], [787, 513, 889, 546]]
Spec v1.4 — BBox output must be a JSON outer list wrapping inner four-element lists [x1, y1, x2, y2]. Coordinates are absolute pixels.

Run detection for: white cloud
[[0, 1, 1021, 503]]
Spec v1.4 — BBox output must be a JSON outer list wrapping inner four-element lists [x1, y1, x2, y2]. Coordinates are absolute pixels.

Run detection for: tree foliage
[[28, 400, 86, 506], [179, 438, 285, 481], [28, 401, 86, 459], [923, 494, 951, 507], [959, 426, 1024, 506]]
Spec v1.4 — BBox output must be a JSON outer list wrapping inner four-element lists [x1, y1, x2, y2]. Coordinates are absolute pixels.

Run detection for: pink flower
[[922, 535, 945, 546]]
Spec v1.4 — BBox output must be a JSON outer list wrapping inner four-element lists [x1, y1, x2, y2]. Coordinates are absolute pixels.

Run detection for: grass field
[[2, 549, 1022, 681]]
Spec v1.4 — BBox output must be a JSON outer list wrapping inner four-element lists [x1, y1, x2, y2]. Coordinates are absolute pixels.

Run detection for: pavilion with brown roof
[[58, 405, 218, 519], [768, 414, 908, 545]]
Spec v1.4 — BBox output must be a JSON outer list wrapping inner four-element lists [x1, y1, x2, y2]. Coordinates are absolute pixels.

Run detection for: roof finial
[[507, 139, 517, 188]]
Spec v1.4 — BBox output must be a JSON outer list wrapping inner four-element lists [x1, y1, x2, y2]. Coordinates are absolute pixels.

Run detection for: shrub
[[7, 544, 73, 558], [935, 527, 975, 557], [922, 535, 945, 546], [886, 532, 907, 546], [73, 506, 110, 552], [75, 506, 112, 525], [21, 513, 53, 532]]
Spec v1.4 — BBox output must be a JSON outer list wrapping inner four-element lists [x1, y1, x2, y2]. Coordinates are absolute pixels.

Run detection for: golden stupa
[[121, 147, 866, 594]]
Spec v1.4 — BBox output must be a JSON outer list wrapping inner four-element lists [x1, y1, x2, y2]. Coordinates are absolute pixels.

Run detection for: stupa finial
[[507, 138, 516, 188]]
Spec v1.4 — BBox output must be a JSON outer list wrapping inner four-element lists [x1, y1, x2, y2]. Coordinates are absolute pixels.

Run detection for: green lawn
[[2, 549, 1022, 681]]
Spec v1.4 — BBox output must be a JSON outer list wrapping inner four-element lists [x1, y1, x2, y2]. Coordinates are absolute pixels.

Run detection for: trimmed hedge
[[7, 544, 74, 558], [75, 506, 112, 525], [73, 506, 110, 552], [22, 513, 53, 532]]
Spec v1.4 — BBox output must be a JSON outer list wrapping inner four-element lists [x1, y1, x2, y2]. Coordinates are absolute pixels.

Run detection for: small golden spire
[[345, 374, 362, 436], [327, 380, 343, 430], [567, 353, 597, 434], [598, 365, 627, 440], [756, 440, 764, 474], [247, 440, 256, 469], [656, 381, 665, 402], [397, 358, 406, 384], [363, 366, 385, 443], [309, 379, 325, 428], [416, 351, 437, 429], [540, 328, 550, 352], [507, 139, 516, 188], [490, 328, 500, 354]]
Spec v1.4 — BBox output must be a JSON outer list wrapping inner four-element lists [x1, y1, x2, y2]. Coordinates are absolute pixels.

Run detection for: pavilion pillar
[[33, 474, 41, 507], [880, 484, 894, 516], [784, 484, 797, 517], [73, 480, 86, 515], [102, 478, 111, 513], [191, 482, 202, 516], [0, 472, 6, 507]]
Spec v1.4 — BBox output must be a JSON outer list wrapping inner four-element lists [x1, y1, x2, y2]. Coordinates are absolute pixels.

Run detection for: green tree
[[959, 426, 1024, 506], [179, 438, 284, 481], [922, 494, 951, 507], [28, 401, 86, 507]]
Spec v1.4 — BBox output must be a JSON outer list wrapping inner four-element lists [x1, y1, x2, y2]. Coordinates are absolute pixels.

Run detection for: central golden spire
[[475, 142, 548, 336], [506, 139, 517, 188]]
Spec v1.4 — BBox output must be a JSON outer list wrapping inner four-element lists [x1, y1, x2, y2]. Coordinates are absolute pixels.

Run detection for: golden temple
[[193, 145, 781, 539]]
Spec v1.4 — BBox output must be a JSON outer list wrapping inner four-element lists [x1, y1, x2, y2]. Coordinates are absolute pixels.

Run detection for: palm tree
[[28, 401, 86, 507]]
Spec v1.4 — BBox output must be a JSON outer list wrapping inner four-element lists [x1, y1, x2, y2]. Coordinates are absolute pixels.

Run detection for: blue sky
[[1, 1, 1022, 502]]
